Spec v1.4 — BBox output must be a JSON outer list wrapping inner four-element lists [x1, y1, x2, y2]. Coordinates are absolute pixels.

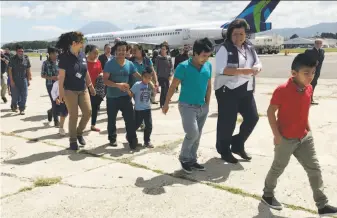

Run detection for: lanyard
[[237, 48, 247, 60]]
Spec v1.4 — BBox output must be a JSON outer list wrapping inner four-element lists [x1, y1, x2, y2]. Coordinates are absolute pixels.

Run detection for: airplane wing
[[124, 41, 158, 46]]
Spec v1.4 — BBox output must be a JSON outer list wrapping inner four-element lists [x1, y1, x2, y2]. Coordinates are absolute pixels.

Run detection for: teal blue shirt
[[130, 57, 153, 85], [174, 58, 212, 105], [104, 58, 137, 98], [132, 57, 153, 75]]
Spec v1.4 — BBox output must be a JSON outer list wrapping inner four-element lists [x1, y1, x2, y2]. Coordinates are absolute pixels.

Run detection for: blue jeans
[[178, 102, 209, 164], [11, 78, 28, 111]]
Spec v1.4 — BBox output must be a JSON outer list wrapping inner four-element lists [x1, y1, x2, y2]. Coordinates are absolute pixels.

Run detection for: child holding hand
[[51, 79, 68, 136]]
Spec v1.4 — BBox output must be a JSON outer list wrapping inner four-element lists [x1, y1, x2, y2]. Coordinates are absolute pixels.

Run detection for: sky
[[1, 1, 337, 43]]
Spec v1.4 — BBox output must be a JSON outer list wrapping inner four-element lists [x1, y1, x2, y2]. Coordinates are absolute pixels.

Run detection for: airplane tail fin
[[221, 0, 280, 33]]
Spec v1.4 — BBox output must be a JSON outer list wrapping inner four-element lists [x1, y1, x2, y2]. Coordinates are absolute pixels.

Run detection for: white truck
[[250, 34, 284, 54]]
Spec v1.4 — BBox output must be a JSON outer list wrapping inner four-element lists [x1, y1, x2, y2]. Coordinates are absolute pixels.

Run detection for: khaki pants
[[64, 89, 92, 143], [263, 131, 328, 209], [1, 73, 8, 98]]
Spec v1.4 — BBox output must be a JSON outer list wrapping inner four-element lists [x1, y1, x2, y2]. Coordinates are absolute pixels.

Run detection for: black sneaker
[[191, 162, 206, 171], [2, 97, 7, 103], [69, 142, 79, 150], [180, 162, 192, 174], [261, 195, 283, 210], [47, 109, 52, 122], [232, 150, 252, 161], [77, 136, 86, 146], [144, 141, 154, 148], [11, 106, 18, 112], [129, 139, 138, 150], [318, 204, 337, 216], [109, 140, 117, 147], [54, 120, 60, 127], [221, 153, 238, 164]]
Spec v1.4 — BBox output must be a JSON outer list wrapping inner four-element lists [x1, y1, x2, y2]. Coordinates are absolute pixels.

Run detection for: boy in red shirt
[[261, 53, 337, 216]]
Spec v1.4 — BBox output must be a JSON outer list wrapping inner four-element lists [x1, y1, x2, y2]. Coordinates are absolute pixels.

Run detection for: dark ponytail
[[56, 31, 84, 53], [85, 44, 97, 55]]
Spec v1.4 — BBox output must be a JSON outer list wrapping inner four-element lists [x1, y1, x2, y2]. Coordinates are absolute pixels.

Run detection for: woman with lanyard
[[56, 31, 96, 150], [130, 44, 159, 104], [214, 19, 262, 164], [85, 44, 106, 132]]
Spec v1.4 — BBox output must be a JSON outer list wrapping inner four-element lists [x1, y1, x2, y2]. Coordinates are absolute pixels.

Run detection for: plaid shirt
[[41, 60, 58, 85]]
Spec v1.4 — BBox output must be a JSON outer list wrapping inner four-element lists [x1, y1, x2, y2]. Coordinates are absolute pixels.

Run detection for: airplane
[[84, 0, 280, 51]]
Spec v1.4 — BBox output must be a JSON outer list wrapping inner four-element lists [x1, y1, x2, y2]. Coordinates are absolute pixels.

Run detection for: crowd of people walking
[[0, 18, 336, 216]]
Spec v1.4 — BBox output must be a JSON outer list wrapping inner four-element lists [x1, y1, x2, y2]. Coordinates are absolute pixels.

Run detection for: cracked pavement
[[1, 56, 337, 218]]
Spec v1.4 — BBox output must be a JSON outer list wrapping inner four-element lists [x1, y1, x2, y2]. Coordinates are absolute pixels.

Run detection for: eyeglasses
[[17, 50, 24, 53]]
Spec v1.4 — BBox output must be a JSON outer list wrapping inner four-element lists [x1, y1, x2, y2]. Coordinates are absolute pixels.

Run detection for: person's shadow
[[135, 157, 244, 195], [251, 201, 317, 218], [251, 202, 288, 218]]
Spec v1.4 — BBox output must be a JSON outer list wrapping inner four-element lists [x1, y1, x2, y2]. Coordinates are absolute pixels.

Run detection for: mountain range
[[257, 22, 337, 38]]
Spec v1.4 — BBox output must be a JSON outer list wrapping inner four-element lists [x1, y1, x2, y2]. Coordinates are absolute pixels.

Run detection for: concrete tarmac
[[29, 52, 337, 79], [1, 55, 337, 218]]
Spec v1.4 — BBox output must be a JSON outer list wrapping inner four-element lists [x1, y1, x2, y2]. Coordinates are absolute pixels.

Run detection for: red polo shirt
[[270, 77, 313, 139]]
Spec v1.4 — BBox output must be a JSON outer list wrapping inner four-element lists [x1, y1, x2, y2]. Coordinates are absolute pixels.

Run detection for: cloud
[[1, 1, 337, 29], [1, 1, 78, 19], [31, 25, 69, 32]]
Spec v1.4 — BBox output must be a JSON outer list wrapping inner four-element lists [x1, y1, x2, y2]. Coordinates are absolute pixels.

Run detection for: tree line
[[320, 32, 337, 39], [1, 40, 57, 51], [289, 32, 337, 40]]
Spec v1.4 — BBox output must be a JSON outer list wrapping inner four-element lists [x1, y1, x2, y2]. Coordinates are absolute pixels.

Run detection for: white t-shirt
[[214, 45, 262, 91], [51, 81, 59, 101]]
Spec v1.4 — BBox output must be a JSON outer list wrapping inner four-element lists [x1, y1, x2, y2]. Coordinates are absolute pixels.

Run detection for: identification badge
[[75, 72, 82, 79]]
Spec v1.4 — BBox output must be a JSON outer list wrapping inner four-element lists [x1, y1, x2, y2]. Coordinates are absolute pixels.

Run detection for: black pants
[[135, 109, 152, 143], [46, 83, 58, 122], [310, 72, 320, 101], [215, 82, 259, 157], [90, 95, 103, 126], [107, 95, 137, 144], [158, 77, 169, 107]]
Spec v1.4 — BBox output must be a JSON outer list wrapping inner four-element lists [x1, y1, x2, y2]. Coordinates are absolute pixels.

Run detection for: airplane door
[[182, 29, 190, 40]]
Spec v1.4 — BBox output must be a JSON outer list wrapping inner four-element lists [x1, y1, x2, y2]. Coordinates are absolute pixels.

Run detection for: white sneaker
[[59, 128, 66, 136]]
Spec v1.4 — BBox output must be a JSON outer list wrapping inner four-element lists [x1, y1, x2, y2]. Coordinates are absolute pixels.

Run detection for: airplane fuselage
[[84, 22, 225, 50], [83, 0, 280, 51]]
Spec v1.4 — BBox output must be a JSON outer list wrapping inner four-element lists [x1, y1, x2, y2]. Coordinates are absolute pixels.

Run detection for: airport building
[[283, 37, 336, 49]]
